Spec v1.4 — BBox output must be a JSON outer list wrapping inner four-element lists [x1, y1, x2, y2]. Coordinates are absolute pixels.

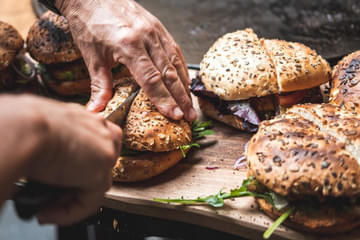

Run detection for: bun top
[[330, 51, 360, 111], [247, 104, 360, 199], [264, 39, 331, 93], [124, 89, 192, 152], [0, 21, 24, 71], [199, 29, 331, 100], [27, 11, 82, 64], [199, 29, 279, 100]]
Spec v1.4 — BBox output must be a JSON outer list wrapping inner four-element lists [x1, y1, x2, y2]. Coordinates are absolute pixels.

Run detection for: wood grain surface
[[104, 72, 360, 240]]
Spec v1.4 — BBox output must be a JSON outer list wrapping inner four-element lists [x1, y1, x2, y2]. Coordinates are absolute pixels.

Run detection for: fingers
[[127, 52, 184, 120], [159, 28, 191, 86], [145, 36, 196, 122], [86, 64, 113, 113], [37, 190, 104, 226]]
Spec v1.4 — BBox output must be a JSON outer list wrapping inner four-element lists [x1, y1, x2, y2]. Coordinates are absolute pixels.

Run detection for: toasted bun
[[27, 11, 82, 64], [0, 21, 24, 71], [330, 51, 360, 111], [199, 29, 278, 100], [199, 29, 331, 100], [257, 198, 360, 234], [247, 104, 360, 198], [99, 76, 139, 119], [112, 149, 186, 182], [264, 39, 331, 92], [124, 89, 192, 152], [197, 97, 250, 131]]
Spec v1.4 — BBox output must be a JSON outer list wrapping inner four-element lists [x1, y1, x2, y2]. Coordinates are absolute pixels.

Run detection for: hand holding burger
[[50, 0, 196, 122]]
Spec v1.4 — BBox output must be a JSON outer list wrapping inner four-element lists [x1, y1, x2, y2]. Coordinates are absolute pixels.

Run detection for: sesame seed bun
[[98, 76, 139, 119], [257, 198, 360, 234], [199, 29, 279, 101], [199, 29, 331, 101], [27, 11, 81, 64], [124, 89, 192, 152], [112, 149, 186, 182], [0, 21, 24, 71], [263, 39, 331, 93], [247, 103, 360, 199], [330, 51, 360, 111]]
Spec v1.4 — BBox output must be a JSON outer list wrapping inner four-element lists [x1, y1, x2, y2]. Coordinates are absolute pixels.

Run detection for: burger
[[330, 50, 360, 111], [26, 11, 129, 99], [246, 103, 360, 233], [0, 21, 25, 91], [191, 28, 331, 132], [109, 88, 198, 182]]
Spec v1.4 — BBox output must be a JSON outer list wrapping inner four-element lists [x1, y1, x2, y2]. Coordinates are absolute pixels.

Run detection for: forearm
[[0, 95, 46, 204]]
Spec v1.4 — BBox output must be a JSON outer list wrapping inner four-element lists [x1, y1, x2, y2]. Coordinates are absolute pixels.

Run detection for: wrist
[[0, 95, 49, 175], [0, 95, 49, 201]]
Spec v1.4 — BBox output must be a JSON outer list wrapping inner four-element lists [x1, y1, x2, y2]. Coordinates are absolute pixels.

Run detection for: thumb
[[86, 64, 113, 112]]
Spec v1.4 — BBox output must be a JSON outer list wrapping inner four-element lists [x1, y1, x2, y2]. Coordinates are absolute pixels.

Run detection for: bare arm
[[0, 95, 122, 225]]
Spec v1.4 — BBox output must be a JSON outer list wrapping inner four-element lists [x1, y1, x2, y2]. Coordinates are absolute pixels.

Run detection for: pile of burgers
[[1, 11, 198, 183], [2, 9, 360, 237], [191, 28, 360, 234]]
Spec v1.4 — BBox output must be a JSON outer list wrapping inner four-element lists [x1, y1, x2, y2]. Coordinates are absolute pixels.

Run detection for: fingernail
[[188, 108, 197, 121], [173, 107, 184, 119]]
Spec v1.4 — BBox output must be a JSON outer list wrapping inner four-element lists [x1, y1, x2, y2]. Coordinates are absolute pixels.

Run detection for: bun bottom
[[112, 149, 186, 182], [44, 78, 91, 97], [197, 97, 249, 131], [257, 198, 360, 234]]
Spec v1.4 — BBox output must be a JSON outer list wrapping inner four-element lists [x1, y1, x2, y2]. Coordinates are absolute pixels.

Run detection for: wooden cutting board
[[104, 71, 360, 240]]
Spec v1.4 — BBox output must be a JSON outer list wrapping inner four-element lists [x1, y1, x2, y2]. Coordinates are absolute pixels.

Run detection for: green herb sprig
[[263, 207, 294, 239], [154, 177, 292, 239], [178, 120, 215, 157]]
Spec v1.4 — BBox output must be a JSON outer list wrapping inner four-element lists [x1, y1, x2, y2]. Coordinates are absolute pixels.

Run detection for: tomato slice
[[276, 89, 308, 107]]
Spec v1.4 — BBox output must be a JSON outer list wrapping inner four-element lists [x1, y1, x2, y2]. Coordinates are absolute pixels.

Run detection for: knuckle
[[169, 54, 182, 68], [144, 69, 162, 87], [118, 31, 139, 46], [162, 65, 177, 83]]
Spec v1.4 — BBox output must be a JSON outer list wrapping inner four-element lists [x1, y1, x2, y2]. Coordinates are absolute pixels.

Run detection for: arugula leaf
[[191, 120, 214, 140], [154, 177, 264, 207], [177, 120, 214, 157], [154, 177, 293, 239], [263, 207, 294, 239], [178, 143, 200, 158]]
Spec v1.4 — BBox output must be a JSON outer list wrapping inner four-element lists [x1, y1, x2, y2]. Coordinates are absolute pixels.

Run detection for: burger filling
[[46, 59, 89, 82], [191, 76, 323, 132]]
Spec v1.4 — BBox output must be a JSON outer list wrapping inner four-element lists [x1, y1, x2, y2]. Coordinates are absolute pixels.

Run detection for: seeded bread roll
[[112, 149, 187, 182], [124, 89, 192, 152], [199, 29, 279, 100], [247, 104, 360, 198], [0, 21, 24, 71], [330, 51, 360, 111], [263, 39, 331, 93], [257, 198, 360, 234], [27, 11, 82, 64], [199, 29, 331, 100], [98, 76, 139, 119]]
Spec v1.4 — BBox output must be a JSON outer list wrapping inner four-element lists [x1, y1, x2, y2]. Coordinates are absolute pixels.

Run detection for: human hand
[[55, 0, 196, 122], [8, 95, 122, 225]]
